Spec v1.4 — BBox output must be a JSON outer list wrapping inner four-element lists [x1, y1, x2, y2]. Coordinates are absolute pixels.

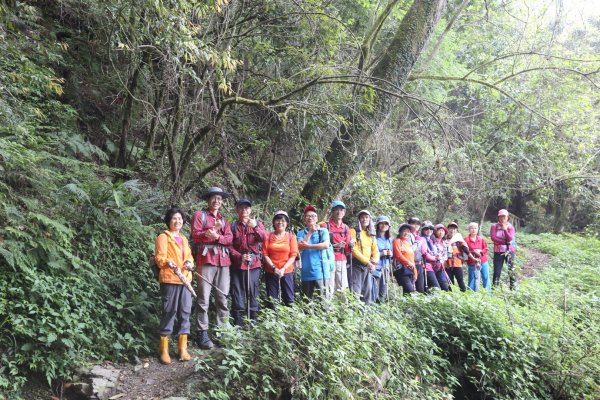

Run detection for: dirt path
[[519, 246, 553, 281]]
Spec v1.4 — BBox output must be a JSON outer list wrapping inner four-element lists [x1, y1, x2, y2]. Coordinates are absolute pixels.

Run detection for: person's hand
[[168, 260, 177, 269], [276, 268, 284, 278], [205, 228, 219, 240], [349, 239, 355, 248], [367, 262, 376, 271], [298, 240, 309, 250], [408, 262, 415, 269], [248, 217, 257, 228], [184, 261, 194, 271], [242, 254, 252, 262], [214, 218, 223, 231]]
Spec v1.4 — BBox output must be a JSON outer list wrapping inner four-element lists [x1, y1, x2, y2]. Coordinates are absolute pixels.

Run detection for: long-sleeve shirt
[[490, 223, 515, 253], [230, 220, 267, 270], [320, 219, 351, 261], [297, 228, 330, 281], [155, 230, 194, 285], [464, 235, 489, 265], [376, 236, 393, 268], [393, 238, 414, 267], [191, 209, 233, 267], [350, 228, 379, 266], [263, 232, 298, 274]]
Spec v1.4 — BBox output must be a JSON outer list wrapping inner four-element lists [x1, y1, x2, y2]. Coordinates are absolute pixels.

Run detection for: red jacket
[[230, 221, 267, 270], [191, 209, 233, 267], [464, 235, 489, 265]]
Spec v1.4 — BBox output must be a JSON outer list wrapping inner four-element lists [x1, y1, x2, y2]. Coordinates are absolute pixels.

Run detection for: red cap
[[303, 205, 317, 214]]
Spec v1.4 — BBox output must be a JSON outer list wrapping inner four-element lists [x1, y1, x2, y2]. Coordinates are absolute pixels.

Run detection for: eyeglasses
[[305, 214, 318, 219]]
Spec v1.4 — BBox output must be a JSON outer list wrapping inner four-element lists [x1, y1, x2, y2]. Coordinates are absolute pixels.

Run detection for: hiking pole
[[384, 256, 389, 301], [278, 272, 282, 304], [474, 260, 481, 292]]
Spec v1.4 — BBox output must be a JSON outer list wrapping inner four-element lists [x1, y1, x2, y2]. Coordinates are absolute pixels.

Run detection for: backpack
[[411, 235, 423, 265], [189, 210, 226, 258]]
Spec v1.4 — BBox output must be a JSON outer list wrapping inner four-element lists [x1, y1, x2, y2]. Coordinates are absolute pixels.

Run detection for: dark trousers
[[447, 267, 466, 292], [493, 252, 516, 289], [158, 283, 192, 336], [265, 272, 295, 306], [425, 270, 440, 292], [435, 270, 450, 291], [415, 264, 425, 293], [393, 270, 415, 295], [301, 279, 325, 300], [231, 268, 261, 326]]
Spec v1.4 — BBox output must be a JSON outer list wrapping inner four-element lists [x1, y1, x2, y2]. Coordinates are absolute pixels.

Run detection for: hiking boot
[[195, 330, 214, 350], [178, 335, 191, 361], [159, 336, 171, 365]]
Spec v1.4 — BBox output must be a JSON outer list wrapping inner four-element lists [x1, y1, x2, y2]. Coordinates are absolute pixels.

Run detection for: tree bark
[[115, 58, 143, 168], [301, 0, 447, 208]]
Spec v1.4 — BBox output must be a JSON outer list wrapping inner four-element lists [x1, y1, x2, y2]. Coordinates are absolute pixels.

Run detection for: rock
[[89, 365, 121, 400], [163, 397, 188, 400], [66, 382, 93, 397], [143, 362, 149, 368], [134, 364, 143, 372]]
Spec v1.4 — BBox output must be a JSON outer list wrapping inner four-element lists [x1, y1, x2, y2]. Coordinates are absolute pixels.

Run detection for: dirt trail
[[519, 246, 553, 281]]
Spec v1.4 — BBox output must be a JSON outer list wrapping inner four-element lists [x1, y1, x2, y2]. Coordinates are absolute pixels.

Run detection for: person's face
[[169, 212, 183, 232], [448, 226, 457, 237], [468, 225, 478, 235], [401, 229, 411, 239], [359, 214, 370, 228], [332, 207, 345, 219], [422, 228, 432, 237], [208, 194, 223, 211], [378, 222, 389, 232], [273, 216, 288, 231], [304, 212, 318, 227], [410, 223, 420, 234], [435, 228, 445, 238], [498, 215, 508, 224], [236, 204, 251, 219]]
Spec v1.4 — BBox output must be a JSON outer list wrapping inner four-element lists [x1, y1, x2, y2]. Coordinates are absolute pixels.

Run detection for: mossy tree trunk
[[301, 0, 447, 208]]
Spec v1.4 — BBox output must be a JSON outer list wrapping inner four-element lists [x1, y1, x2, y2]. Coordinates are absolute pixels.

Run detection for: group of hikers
[[153, 187, 517, 364]]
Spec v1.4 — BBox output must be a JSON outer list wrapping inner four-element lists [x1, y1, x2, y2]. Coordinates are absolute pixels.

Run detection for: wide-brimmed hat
[[273, 210, 290, 224], [398, 223, 412, 233], [447, 221, 459, 229], [498, 209, 509, 217], [357, 209, 371, 218], [434, 224, 448, 235], [331, 200, 346, 210], [235, 198, 252, 207], [376, 215, 391, 225], [202, 186, 230, 200]]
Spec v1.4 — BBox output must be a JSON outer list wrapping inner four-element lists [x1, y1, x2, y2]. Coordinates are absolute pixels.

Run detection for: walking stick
[[384, 257, 389, 301], [278, 274, 282, 304], [474, 259, 481, 292], [168, 261, 197, 297]]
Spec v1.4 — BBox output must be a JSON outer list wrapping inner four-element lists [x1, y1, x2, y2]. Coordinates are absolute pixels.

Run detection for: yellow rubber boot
[[159, 336, 171, 365], [178, 335, 191, 361]]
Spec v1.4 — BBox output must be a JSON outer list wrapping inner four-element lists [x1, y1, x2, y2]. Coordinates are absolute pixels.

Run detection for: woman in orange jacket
[[392, 224, 418, 294], [154, 207, 195, 365]]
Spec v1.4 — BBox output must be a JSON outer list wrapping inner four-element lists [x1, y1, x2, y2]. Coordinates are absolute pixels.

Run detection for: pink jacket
[[490, 223, 515, 253]]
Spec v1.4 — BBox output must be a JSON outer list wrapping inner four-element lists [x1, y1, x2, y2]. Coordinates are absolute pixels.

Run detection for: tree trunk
[[116, 57, 143, 168], [301, 0, 447, 208]]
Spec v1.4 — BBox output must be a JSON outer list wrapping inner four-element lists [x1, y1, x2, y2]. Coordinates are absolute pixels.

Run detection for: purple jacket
[[490, 223, 515, 253]]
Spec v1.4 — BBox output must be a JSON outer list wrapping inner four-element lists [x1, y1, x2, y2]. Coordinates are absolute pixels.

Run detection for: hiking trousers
[[301, 279, 325, 300], [351, 264, 372, 305], [468, 261, 490, 291], [231, 267, 261, 326], [492, 252, 516, 288], [447, 267, 466, 292], [158, 283, 192, 336], [196, 265, 230, 331], [265, 271, 295, 306], [415, 264, 425, 293], [328, 260, 348, 293]]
